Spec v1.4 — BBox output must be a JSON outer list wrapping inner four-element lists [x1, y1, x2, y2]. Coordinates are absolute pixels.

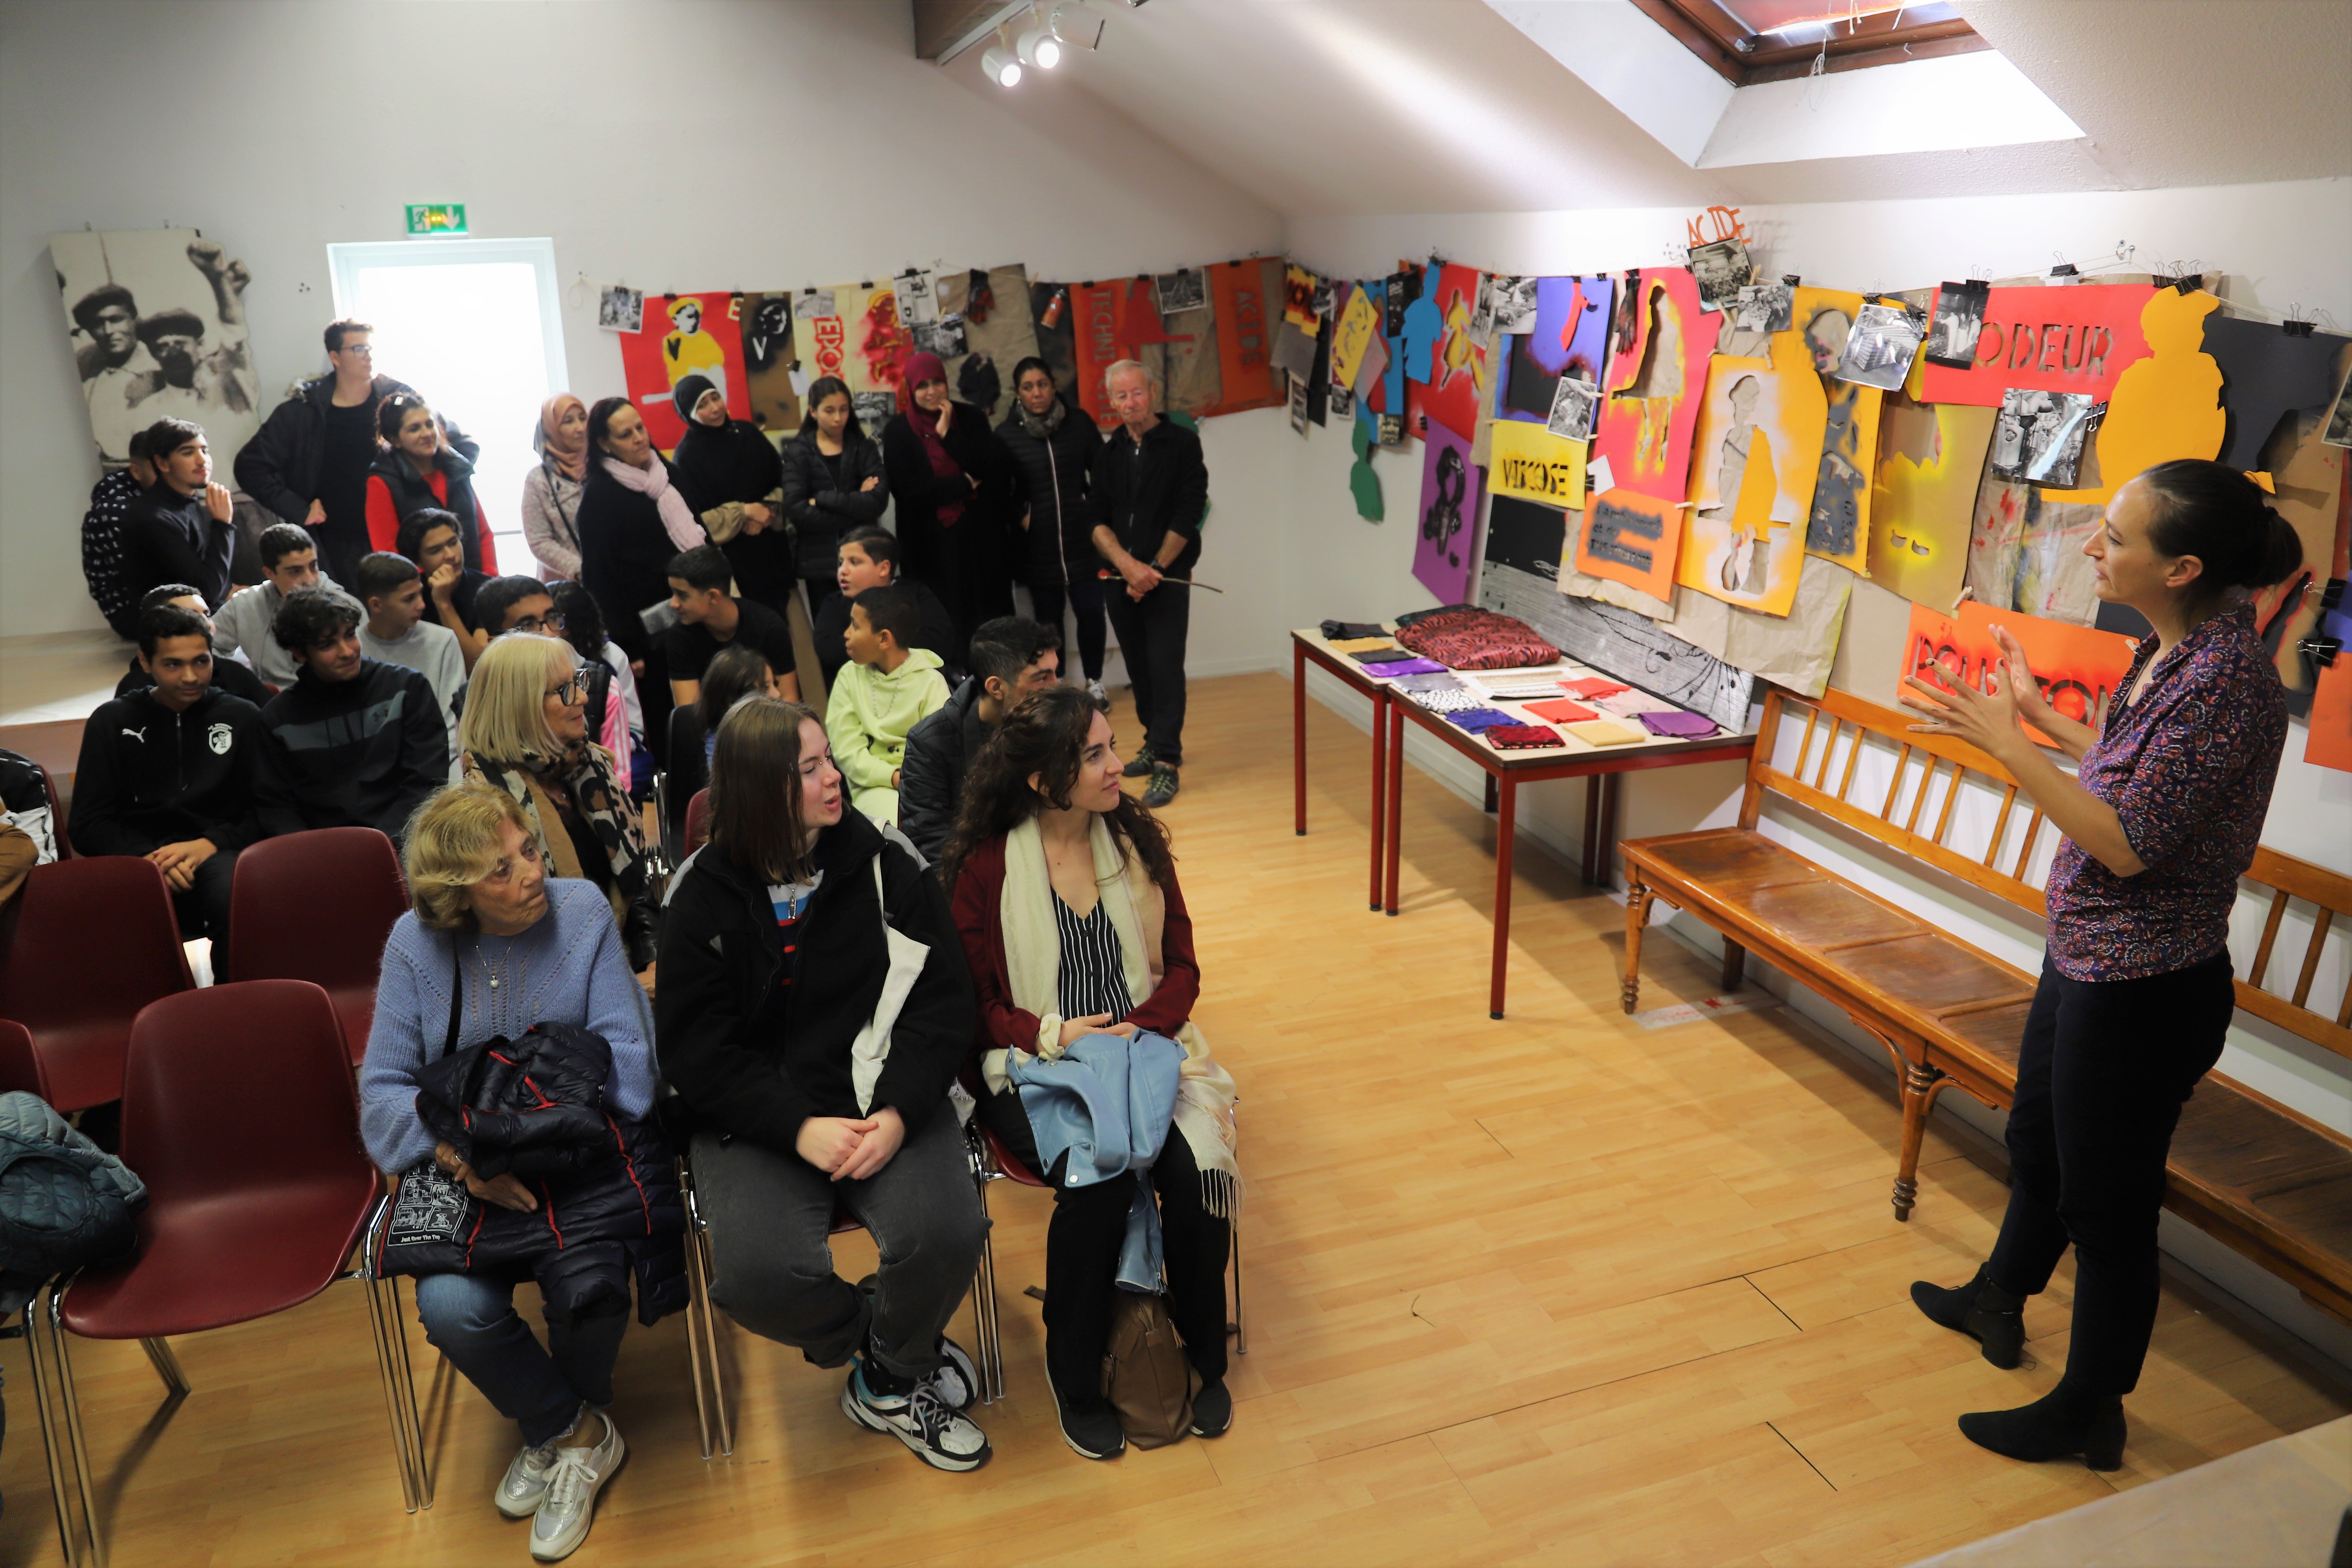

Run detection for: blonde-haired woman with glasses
[[361, 783, 654, 1559], [460, 633, 658, 994]]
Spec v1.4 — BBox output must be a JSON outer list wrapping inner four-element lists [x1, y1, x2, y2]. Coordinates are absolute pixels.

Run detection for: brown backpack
[[1102, 1289, 1193, 1448]]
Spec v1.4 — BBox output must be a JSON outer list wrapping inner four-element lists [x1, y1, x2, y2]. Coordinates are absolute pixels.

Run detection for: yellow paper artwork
[[1488, 418, 1589, 510], [1870, 390, 1997, 609], [1676, 323, 1826, 617], [1796, 286, 1882, 576], [1329, 286, 1379, 392], [2045, 287, 2226, 504]]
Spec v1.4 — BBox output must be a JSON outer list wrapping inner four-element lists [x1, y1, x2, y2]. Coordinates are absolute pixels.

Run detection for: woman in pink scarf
[[577, 396, 704, 767], [879, 351, 1018, 660], [524, 393, 591, 579]]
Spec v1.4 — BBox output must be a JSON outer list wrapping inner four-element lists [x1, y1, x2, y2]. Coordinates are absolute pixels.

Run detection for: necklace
[[473, 939, 524, 995]]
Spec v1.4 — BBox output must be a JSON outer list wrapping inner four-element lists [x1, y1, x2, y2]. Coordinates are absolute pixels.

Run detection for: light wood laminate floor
[[2, 672, 2340, 1565]]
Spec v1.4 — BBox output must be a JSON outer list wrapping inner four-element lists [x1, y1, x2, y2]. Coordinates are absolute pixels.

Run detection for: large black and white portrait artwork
[[51, 228, 260, 468]]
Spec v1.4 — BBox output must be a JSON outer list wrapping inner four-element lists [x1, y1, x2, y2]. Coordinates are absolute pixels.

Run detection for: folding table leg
[[1368, 689, 1387, 910], [1491, 773, 1518, 1019], [1384, 701, 1405, 916], [1293, 641, 1308, 836]]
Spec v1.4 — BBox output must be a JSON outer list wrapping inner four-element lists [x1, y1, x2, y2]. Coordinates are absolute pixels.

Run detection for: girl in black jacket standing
[[577, 396, 702, 765], [669, 374, 789, 616], [779, 377, 887, 617], [997, 357, 1108, 697], [882, 351, 1017, 664], [656, 697, 992, 1473]]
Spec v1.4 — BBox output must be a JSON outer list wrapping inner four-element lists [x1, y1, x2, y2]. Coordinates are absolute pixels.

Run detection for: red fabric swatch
[[1520, 698, 1598, 724], [1560, 677, 1629, 699]]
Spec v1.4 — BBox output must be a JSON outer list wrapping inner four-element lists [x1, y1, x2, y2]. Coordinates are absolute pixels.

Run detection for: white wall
[[0, 0, 1292, 670]]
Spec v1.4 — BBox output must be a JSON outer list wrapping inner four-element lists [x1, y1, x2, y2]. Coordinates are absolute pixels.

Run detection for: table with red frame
[[1291, 628, 1757, 1019]]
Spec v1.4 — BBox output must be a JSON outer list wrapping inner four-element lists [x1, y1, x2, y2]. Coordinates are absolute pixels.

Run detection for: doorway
[[325, 237, 568, 574]]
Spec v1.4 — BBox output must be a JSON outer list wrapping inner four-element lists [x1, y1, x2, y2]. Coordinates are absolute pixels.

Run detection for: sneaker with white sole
[[929, 1335, 981, 1412], [528, 1410, 625, 1562], [1086, 679, 1109, 707], [495, 1436, 562, 1518], [841, 1360, 992, 1472]]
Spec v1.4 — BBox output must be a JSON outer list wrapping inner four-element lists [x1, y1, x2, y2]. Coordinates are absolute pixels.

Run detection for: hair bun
[[2242, 504, 2306, 590]]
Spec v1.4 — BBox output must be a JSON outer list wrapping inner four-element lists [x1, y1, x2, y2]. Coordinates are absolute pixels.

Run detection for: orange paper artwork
[[2044, 286, 2227, 505], [1903, 600, 2141, 745], [1593, 266, 1706, 505], [1675, 317, 1827, 617]]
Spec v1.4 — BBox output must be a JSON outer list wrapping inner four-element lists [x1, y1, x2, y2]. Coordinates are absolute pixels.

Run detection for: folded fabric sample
[[1331, 638, 1401, 654], [1369, 657, 1447, 676], [1521, 698, 1599, 724], [1444, 708, 1519, 732], [1391, 671, 1466, 693], [1561, 676, 1629, 700], [1565, 720, 1643, 747], [1598, 690, 1672, 718], [1638, 710, 1720, 738], [1480, 684, 1573, 703], [1321, 619, 1387, 641], [1485, 724, 1564, 750], [1394, 606, 1560, 671], [1348, 647, 1416, 663], [1409, 688, 1488, 712]]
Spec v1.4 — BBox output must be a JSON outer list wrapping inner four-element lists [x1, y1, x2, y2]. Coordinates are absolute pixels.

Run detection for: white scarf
[[986, 815, 1239, 1215], [601, 453, 704, 552]]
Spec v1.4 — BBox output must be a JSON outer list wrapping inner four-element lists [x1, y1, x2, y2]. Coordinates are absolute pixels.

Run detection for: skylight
[[1625, 0, 1986, 85]]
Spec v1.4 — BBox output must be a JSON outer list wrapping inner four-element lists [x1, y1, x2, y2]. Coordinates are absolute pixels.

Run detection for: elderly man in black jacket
[[898, 616, 1061, 863], [255, 588, 448, 842], [1090, 360, 1208, 808], [234, 319, 476, 586]]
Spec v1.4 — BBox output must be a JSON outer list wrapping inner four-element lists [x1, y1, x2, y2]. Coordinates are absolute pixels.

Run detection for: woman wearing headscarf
[[576, 396, 702, 765], [668, 375, 788, 609], [523, 394, 590, 580], [881, 351, 1017, 662], [997, 357, 1107, 698], [779, 376, 887, 617]]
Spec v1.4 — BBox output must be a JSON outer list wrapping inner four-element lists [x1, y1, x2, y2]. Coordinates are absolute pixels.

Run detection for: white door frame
[[323, 236, 570, 392]]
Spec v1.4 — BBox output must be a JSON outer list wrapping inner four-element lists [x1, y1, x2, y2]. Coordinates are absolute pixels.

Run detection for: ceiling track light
[[1049, 2, 1105, 51], [1016, 26, 1062, 69], [981, 44, 1023, 87]]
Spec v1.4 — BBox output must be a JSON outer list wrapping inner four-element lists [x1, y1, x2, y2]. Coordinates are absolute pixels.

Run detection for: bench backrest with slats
[[1734, 686, 2352, 1072]]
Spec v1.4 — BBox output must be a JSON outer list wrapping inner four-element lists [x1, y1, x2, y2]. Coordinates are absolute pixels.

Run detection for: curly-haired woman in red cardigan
[[940, 685, 1239, 1461]]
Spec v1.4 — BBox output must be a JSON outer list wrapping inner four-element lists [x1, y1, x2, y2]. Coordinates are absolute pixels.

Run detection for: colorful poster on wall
[[1329, 283, 1378, 394], [1675, 321, 1827, 617], [2043, 285, 2225, 505], [1145, 271, 1222, 420], [2200, 315, 2352, 471], [50, 228, 262, 467], [1917, 283, 2155, 409], [1967, 475, 2105, 625], [1502, 275, 1614, 424], [1593, 266, 1706, 506], [619, 291, 751, 452], [1283, 263, 1318, 331], [1067, 277, 1130, 428], [925, 265, 1035, 424], [2253, 410, 2347, 715], [1205, 257, 1282, 416], [840, 282, 911, 406], [1870, 387, 1995, 609], [1488, 417, 1588, 510], [1794, 285, 1882, 573], [1416, 262, 1487, 441], [738, 292, 800, 442], [1903, 599, 2140, 743], [1574, 488, 1681, 603], [1413, 421, 1483, 602]]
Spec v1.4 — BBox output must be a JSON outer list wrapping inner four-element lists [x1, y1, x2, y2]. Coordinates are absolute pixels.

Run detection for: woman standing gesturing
[[1900, 460, 2301, 1470]]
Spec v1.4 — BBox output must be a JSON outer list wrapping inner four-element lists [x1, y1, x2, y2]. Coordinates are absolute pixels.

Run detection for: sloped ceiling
[[962, 0, 2350, 216]]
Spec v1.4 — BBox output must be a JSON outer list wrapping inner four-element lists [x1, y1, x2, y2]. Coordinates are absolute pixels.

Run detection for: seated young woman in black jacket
[[780, 376, 887, 617], [880, 351, 1017, 664], [655, 697, 992, 1473]]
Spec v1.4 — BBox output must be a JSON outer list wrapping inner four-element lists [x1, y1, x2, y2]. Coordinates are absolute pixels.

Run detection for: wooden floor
[[3, 672, 2341, 1565]]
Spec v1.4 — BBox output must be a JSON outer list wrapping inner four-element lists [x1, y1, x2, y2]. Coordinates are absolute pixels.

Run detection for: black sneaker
[[854, 1275, 978, 1411], [1142, 761, 1180, 808], [1189, 1378, 1233, 1438], [1046, 1361, 1125, 1461], [840, 1358, 992, 1472], [1121, 744, 1158, 779]]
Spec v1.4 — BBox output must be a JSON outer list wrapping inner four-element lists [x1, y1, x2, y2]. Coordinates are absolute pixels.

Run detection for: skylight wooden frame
[[1625, 0, 1988, 86]]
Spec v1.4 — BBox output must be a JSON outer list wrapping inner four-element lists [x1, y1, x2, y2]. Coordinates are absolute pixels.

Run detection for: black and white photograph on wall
[[893, 268, 938, 327], [1686, 238, 1754, 311], [1288, 372, 1311, 435], [1730, 281, 1795, 335], [1488, 274, 1540, 335], [1310, 274, 1335, 318], [852, 390, 896, 443], [1545, 372, 1602, 441], [913, 313, 968, 358], [1926, 280, 1989, 369], [2325, 363, 2352, 448], [598, 285, 645, 332], [1992, 388, 2103, 487], [1327, 380, 1355, 421], [1378, 410, 1407, 447], [1837, 302, 1927, 390], [1154, 268, 1207, 315], [50, 227, 260, 467]]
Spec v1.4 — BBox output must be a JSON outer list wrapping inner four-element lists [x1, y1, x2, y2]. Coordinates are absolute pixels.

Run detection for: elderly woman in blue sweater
[[361, 784, 653, 1563]]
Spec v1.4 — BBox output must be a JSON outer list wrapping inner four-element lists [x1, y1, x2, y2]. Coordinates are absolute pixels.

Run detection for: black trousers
[[1986, 951, 2234, 1394], [173, 844, 238, 952], [982, 1086, 1230, 1400], [914, 522, 1015, 669], [1102, 579, 1190, 765], [310, 519, 371, 596], [1028, 573, 1108, 683]]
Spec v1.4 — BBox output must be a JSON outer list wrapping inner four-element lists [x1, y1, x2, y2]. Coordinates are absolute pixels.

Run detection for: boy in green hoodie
[[827, 583, 951, 825]]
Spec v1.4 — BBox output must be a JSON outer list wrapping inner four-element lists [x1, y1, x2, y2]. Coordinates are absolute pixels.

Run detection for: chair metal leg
[[971, 1173, 1005, 1404], [48, 1289, 107, 1568], [681, 1231, 718, 1461], [677, 1162, 734, 1459], [381, 1272, 435, 1508], [15, 1303, 82, 1566], [1231, 1203, 1248, 1354], [361, 1271, 422, 1513], [138, 1336, 190, 1397]]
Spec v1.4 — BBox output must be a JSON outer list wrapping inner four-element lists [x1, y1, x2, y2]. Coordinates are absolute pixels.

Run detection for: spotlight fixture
[[981, 45, 1023, 87], [1049, 3, 1105, 50], [1017, 26, 1063, 69]]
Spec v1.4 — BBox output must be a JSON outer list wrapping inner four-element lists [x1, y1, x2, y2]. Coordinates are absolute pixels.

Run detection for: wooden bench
[[1620, 686, 2352, 1328]]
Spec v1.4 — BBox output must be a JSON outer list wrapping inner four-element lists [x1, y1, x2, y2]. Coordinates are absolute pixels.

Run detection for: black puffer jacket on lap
[[377, 1021, 685, 1326]]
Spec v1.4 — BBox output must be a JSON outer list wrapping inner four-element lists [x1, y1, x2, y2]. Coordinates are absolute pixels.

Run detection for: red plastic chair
[[0, 857, 192, 1111], [225, 827, 410, 1063], [684, 787, 712, 857], [42, 981, 420, 1559], [0, 1017, 53, 1100]]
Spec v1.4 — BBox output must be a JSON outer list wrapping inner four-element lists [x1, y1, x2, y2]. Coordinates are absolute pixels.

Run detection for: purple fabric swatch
[[1638, 710, 1720, 738], [1349, 648, 1418, 664], [1369, 657, 1447, 676], [1444, 708, 1518, 732]]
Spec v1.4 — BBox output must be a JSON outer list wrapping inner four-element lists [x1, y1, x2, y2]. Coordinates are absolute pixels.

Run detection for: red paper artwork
[[1917, 284, 2156, 409], [1206, 257, 1283, 416], [618, 291, 751, 453], [1903, 600, 2140, 744], [1592, 266, 1706, 505]]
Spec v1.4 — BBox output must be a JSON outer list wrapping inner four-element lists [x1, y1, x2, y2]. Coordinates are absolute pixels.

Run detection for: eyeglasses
[[337, 343, 374, 357], [545, 671, 588, 703], [508, 611, 567, 636]]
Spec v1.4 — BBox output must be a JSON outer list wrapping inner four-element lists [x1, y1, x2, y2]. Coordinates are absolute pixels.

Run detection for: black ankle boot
[[1911, 1266, 2026, 1369], [1958, 1379, 2125, 1470]]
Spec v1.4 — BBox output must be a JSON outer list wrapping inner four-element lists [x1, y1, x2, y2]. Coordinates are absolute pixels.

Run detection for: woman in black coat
[[577, 396, 702, 766], [779, 376, 887, 617], [997, 356, 1107, 692], [669, 374, 790, 616], [881, 351, 1017, 663]]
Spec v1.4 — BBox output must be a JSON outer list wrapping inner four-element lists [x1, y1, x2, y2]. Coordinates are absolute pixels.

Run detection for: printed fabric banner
[[1067, 277, 1132, 429], [1903, 599, 2141, 744], [1206, 257, 1283, 415], [619, 291, 752, 453], [934, 263, 1042, 426], [1147, 272, 1223, 420]]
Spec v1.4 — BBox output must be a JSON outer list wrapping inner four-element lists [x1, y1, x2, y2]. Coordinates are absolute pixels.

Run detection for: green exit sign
[[405, 203, 467, 237]]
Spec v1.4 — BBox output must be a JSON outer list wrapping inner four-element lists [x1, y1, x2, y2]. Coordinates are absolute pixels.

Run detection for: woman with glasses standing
[[460, 632, 659, 996]]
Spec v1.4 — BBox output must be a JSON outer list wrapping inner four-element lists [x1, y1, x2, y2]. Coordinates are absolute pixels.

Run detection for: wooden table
[[1292, 628, 1756, 1019]]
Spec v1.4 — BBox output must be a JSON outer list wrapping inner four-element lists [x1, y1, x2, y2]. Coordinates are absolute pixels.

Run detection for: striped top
[[1054, 891, 1134, 1022]]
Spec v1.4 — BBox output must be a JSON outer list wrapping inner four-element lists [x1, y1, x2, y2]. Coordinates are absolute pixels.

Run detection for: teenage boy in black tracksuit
[[69, 602, 266, 946], [255, 588, 447, 843]]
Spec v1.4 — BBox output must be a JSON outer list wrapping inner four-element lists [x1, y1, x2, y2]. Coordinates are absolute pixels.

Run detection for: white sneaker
[[495, 1436, 562, 1518], [529, 1410, 625, 1562], [928, 1336, 981, 1412], [841, 1360, 992, 1472], [1087, 679, 1109, 706]]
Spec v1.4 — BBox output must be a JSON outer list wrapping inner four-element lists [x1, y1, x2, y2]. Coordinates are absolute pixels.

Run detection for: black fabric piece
[[1320, 620, 1385, 641]]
